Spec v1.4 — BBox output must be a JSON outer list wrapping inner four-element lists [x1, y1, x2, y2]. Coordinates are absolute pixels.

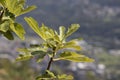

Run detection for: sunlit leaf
[[57, 74, 73, 80], [54, 51, 94, 62], [60, 40, 82, 51], [59, 26, 66, 41], [24, 17, 41, 36], [13, 6, 22, 16], [25, 19, 56, 40], [10, 23, 25, 40], [54, 34, 61, 43], [0, 21, 9, 32], [39, 24, 55, 40], [4, 0, 36, 17], [20, 6, 37, 15], [65, 24, 80, 38]]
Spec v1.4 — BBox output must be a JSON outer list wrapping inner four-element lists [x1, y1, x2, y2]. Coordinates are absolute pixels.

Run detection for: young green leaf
[[57, 74, 73, 80], [20, 6, 37, 15], [54, 51, 94, 62], [24, 17, 41, 37], [39, 24, 55, 40], [0, 21, 10, 32], [10, 23, 25, 40], [53, 34, 61, 43], [60, 40, 82, 51], [65, 24, 80, 38], [25, 17, 56, 41], [59, 26, 66, 41]]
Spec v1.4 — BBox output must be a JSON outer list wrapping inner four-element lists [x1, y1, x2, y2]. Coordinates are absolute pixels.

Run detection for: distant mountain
[[17, 0, 120, 49]]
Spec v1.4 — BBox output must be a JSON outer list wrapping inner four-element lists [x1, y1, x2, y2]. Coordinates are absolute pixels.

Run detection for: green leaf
[[16, 48, 33, 61], [4, 0, 14, 12], [54, 34, 61, 43], [59, 26, 66, 41], [28, 47, 47, 52], [31, 51, 47, 63], [54, 51, 94, 62], [46, 70, 56, 78], [36, 71, 73, 80], [3, 30, 14, 40], [60, 40, 82, 51], [20, 6, 37, 15], [13, 6, 22, 16], [36, 55, 46, 63], [10, 23, 25, 40], [65, 24, 80, 38], [17, 47, 47, 62], [18, 48, 30, 53], [46, 38, 58, 48], [36, 70, 56, 80], [0, 21, 10, 32], [4, 0, 36, 17], [24, 17, 41, 36], [31, 51, 46, 55], [25, 17, 56, 40], [18, 46, 47, 54], [25, 17, 58, 41], [16, 55, 33, 61], [57, 74, 73, 80], [39, 24, 55, 40]]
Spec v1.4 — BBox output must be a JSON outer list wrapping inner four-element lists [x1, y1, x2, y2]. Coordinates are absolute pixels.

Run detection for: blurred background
[[0, 0, 120, 80]]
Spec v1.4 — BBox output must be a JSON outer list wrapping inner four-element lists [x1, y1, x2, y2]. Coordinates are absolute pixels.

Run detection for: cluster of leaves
[[16, 17, 94, 80], [0, 59, 35, 80], [0, 0, 94, 80], [0, 0, 36, 40], [36, 70, 73, 80]]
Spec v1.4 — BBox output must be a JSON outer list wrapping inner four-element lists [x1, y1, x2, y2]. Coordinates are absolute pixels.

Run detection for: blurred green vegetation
[[95, 53, 120, 80], [0, 59, 36, 80]]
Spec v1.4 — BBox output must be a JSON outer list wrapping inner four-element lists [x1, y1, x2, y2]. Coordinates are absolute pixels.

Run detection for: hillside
[[17, 0, 120, 49]]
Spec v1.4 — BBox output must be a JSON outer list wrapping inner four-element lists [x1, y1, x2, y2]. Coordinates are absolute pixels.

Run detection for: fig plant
[[16, 17, 94, 80], [0, 0, 94, 80]]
